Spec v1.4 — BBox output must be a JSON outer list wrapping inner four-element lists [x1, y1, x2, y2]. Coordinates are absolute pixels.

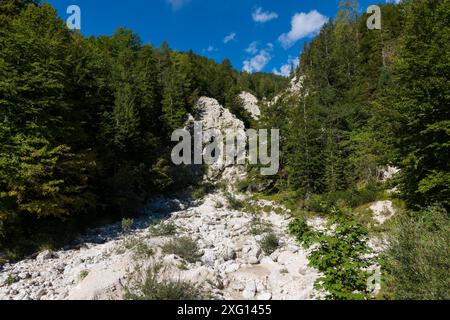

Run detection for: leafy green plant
[[162, 237, 202, 263], [259, 232, 279, 255], [288, 217, 317, 247], [289, 214, 373, 300], [121, 218, 134, 234]]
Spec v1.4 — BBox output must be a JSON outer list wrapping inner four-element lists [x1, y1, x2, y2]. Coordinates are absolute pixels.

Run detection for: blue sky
[[45, 0, 394, 76]]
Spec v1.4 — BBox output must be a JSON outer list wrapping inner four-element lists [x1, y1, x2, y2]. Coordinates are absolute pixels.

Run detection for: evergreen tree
[[390, 0, 450, 209]]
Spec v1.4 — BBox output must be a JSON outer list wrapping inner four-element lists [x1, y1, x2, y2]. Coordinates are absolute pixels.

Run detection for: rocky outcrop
[[192, 97, 247, 184], [239, 92, 261, 120], [270, 75, 305, 106]]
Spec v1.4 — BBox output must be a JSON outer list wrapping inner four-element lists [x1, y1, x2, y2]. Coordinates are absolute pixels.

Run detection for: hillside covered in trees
[[0, 0, 448, 300], [0, 0, 288, 257], [251, 0, 449, 299]]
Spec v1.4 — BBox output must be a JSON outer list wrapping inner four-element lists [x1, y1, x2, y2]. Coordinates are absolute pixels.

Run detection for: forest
[[0, 0, 288, 257], [0, 0, 448, 300]]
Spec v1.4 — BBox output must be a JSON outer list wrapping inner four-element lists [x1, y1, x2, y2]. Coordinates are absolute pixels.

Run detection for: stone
[[201, 250, 217, 267], [18, 272, 30, 280], [35, 289, 47, 300], [224, 263, 240, 274], [238, 92, 261, 120], [231, 282, 245, 291], [36, 250, 54, 262], [242, 281, 256, 299], [270, 251, 280, 262], [287, 244, 299, 254]]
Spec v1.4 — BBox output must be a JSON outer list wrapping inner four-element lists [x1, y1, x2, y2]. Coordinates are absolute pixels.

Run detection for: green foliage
[[149, 221, 177, 237], [289, 214, 373, 300], [259, 232, 279, 255], [5, 274, 18, 286], [121, 218, 134, 234], [225, 192, 244, 210], [161, 237, 202, 263], [388, 0, 450, 209], [304, 181, 382, 213], [250, 218, 273, 236], [191, 183, 213, 200], [257, 3, 404, 199], [288, 217, 318, 247], [383, 205, 450, 300], [79, 270, 89, 280], [0, 1, 287, 256], [124, 263, 206, 300], [132, 240, 155, 260]]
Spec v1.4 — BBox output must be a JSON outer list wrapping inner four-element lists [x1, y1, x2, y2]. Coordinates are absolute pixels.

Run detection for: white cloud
[[278, 10, 327, 49], [245, 41, 259, 54], [223, 32, 236, 44], [252, 7, 279, 23], [207, 46, 217, 52], [243, 43, 273, 73], [166, 0, 190, 11], [272, 56, 299, 77]]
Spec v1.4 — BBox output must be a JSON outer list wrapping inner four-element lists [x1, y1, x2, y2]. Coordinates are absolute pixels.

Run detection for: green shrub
[[5, 274, 18, 286], [259, 233, 279, 255], [225, 193, 244, 210], [307, 217, 373, 300], [162, 237, 202, 263], [250, 218, 273, 236], [132, 241, 155, 259], [383, 205, 450, 300], [289, 213, 373, 300], [124, 264, 206, 300], [121, 218, 134, 234], [191, 183, 214, 200], [149, 222, 177, 237], [288, 217, 317, 247], [79, 270, 89, 280], [214, 202, 224, 209], [305, 183, 382, 213]]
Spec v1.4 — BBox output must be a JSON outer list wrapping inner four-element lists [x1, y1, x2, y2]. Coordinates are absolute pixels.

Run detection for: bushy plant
[[250, 218, 273, 236], [259, 233, 279, 255], [191, 183, 214, 200], [288, 217, 317, 247], [225, 192, 244, 210], [124, 263, 206, 300], [383, 205, 450, 300], [121, 218, 134, 234], [305, 184, 382, 213], [149, 222, 177, 237], [5, 274, 18, 286], [79, 270, 89, 280], [289, 214, 373, 300], [162, 237, 202, 263]]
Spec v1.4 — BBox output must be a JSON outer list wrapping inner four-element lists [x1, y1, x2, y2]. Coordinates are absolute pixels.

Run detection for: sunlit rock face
[[239, 91, 261, 120]]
